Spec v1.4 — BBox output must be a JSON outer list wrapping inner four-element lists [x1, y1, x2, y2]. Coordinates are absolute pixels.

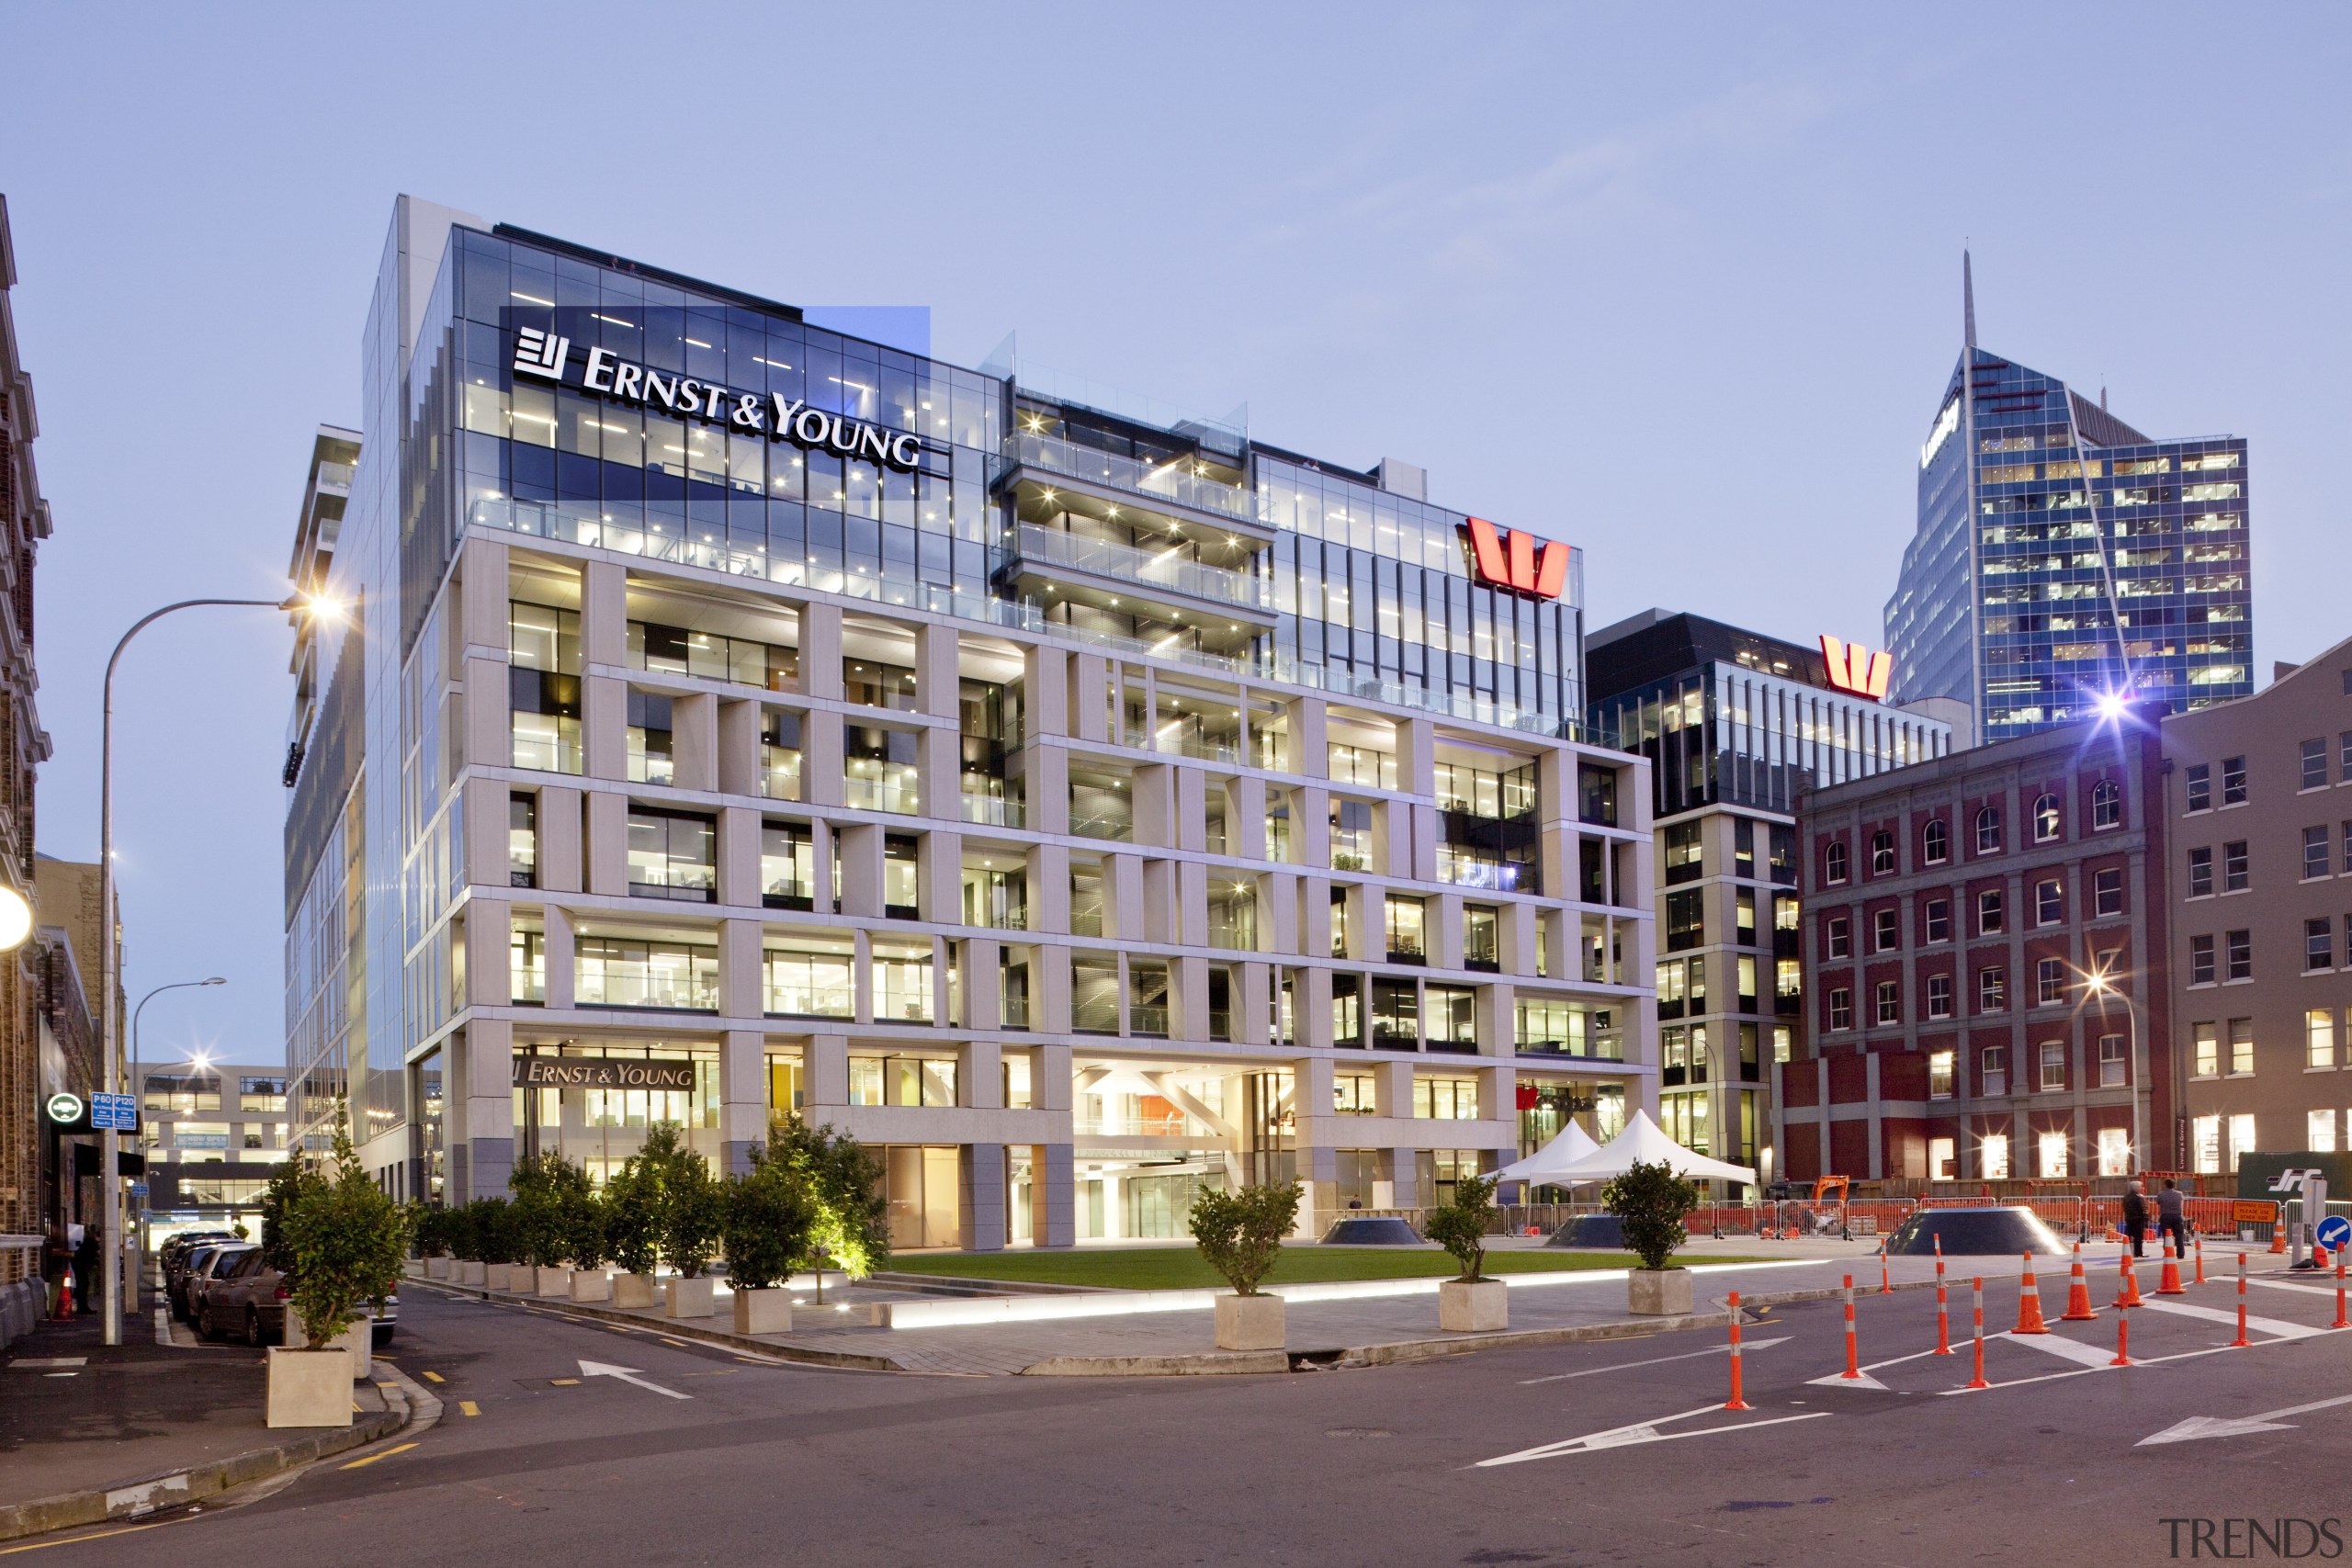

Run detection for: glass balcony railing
[[1003, 433, 1252, 520], [843, 770, 919, 815], [1010, 524, 1266, 610], [1128, 1004, 1169, 1037], [960, 792, 1025, 828]]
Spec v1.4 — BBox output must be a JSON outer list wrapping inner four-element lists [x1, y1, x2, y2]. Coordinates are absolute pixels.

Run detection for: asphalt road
[[16, 1265, 2352, 1566]]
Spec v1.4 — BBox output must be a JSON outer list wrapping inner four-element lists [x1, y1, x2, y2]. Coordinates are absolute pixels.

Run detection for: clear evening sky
[[6, 4, 2346, 1066]]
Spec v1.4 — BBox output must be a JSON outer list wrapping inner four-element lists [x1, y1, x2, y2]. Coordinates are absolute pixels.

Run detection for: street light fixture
[[99, 592, 335, 1347]]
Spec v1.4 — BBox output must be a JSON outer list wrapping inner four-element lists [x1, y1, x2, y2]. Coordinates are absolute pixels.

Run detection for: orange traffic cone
[[2014, 1253, 2050, 1334], [2060, 1243, 2099, 1321], [2270, 1223, 2289, 1255], [2156, 1237, 2186, 1296], [2194, 1236, 2207, 1286], [2116, 1251, 2145, 1308]]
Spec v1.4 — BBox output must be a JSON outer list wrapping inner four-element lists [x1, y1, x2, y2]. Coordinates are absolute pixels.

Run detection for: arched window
[[1826, 840, 1849, 885], [2033, 793, 2062, 842], [1871, 829, 1895, 875], [2091, 779, 2122, 830], [1975, 806, 2003, 854], [1923, 819, 1950, 864]]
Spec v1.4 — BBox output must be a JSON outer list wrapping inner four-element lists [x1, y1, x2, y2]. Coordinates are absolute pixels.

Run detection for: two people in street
[[2120, 1178, 2188, 1258]]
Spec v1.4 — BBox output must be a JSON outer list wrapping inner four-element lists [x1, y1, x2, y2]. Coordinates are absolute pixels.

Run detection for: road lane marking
[[549, 1377, 581, 1385], [1999, 1331, 2120, 1369], [1477, 1404, 1829, 1466], [2140, 1392, 2352, 1446], [459, 1400, 481, 1417], [1518, 1338, 1790, 1385], [420, 1371, 445, 1383], [2133, 1299, 2324, 1339], [579, 1359, 692, 1399], [659, 1337, 688, 1348], [0, 1517, 189, 1554], [339, 1441, 418, 1470]]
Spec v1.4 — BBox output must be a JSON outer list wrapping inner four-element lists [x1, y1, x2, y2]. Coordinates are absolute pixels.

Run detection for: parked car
[[160, 1231, 235, 1303], [178, 1243, 254, 1324], [199, 1255, 399, 1349]]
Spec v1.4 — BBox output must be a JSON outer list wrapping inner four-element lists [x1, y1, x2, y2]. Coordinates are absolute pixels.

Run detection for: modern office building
[[1884, 257, 2254, 746], [1588, 611, 1951, 1189], [2162, 639, 2352, 1177], [281, 197, 1654, 1248], [134, 1058, 290, 1246], [1785, 707, 2171, 1183]]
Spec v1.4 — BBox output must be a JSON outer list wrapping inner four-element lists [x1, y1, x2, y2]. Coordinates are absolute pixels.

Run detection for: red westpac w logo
[[1819, 635, 1894, 700], [1464, 517, 1570, 600]]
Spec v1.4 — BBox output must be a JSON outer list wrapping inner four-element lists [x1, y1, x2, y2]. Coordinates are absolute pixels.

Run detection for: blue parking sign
[[2317, 1214, 2350, 1251], [90, 1092, 136, 1131]]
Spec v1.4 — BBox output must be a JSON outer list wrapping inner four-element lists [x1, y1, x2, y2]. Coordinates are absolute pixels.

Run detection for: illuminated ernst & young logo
[[1462, 516, 1570, 601], [1819, 635, 1894, 701], [511, 327, 922, 471]]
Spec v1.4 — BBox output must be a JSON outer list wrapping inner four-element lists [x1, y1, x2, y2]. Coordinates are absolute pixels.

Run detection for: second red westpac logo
[[1463, 517, 1570, 601]]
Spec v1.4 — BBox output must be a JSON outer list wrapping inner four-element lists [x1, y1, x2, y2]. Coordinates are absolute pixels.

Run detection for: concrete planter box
[[458, 1260, 486, 1287], [266, 1348, 355, 1428], [1215, 1293, 1285, 1351], [665, 1276, 717, 1318], [1440, 1278, 1509, 1332], [425, 1258, 453, 1280], [404, 1258, 425, 1279], [570, 1269, 613, 1303], [536, 1266, 573, 1297], [481, 1263, 512, 1292], [1628, 1269, 1693, 1316], [613, 1273, 659, 1309], [732, 1288, 792, 1335], [288, 1311, 372, 1381]]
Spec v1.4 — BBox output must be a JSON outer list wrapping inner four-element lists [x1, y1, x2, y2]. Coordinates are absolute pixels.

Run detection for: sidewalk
[[0, 1301, 413, 1540]]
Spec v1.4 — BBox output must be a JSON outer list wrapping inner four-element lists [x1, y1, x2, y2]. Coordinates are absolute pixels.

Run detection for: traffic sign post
[[90, 1092, 137, 1132], [2318, 1214, 2351, 1254]]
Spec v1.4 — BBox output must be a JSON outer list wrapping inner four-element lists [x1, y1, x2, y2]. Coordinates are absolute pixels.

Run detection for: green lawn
[[885, 1247, 1770, 1292]]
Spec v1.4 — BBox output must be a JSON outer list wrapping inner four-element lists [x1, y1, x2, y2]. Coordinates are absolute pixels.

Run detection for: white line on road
[[2140, 1392, 2352, 1447], [1517, 1338, 1790, 1385], [1476, 1405, 1830, 1466], [2132, 1299, 2324, 1339], [578, 1359, 691, 1399], [1999, 1331, 2122, 1369]]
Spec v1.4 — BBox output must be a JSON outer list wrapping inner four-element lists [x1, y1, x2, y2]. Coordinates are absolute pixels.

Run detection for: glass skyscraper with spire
[[1884, 258, 2253, 743]]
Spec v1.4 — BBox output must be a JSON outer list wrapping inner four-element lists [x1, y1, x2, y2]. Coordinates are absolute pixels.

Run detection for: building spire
[[1962, 249, 1976, 351]]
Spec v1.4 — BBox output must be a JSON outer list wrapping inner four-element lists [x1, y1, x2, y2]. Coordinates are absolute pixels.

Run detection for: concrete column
[[1023, 644, 1068, 739], [1431, 893, 1464, 970], [1170, 953, 1209, 1043], [1230, 776, 1266, 861], [960, 1145, 1008, 1252], [1036, 947, 1072, 1034], [721, 919, 763, 1019], [542, 906, 576, 1010], [583, 674, 628, 780], [584, 791, 628, 896], [1238, 962, 1272, 1047], [720, 1029, 766, 1175], [538, 785, 583, 893], [718, 697, 763, 797], [464, 775, 510, 889], [916, 620, 961, 720], [1176, 861, 1208, 947], [1027, 842, 1069, 932], [465, 899, 511, 1009], [1299, 875, 1332, 961], [1409, 803, 1439, 882], [961, 939, 1001, 1032], [1104, 853, 1144, 942], [1027, 742, 1069, 835], [1298, 964, 1334, 1050], [1141, 859, 1178, 944], [1069, 654, 1110, 742], [1035, 1142, 1076, 1249], [1174, 766, 1207, 852], [1402, 717, 1437, 798], [1499, 901, 1540, 977], [1286, 697, 1329, 779], [1299, 784, 1329, 870], [467, 653, 509, 773], [1262, 872, 1298, 954], [582, 559, 628, 667], [920, 828, 961, 924], [671, 691, 719, 792], [809, 818, 835, 913], [1133, 762, 1177, 849], [802, 711, 844, 807], [836, 822, 884, 918], [805, 1033, 851, 1111], [717, 806, 761, 909], [465, 1017, 515, 1201], [460, 534, 511, 651], [852, 928, 874, 1023], [800, 604, 844, 699]]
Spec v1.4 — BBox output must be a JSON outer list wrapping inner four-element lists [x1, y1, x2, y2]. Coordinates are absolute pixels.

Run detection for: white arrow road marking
[[2139, 1393, 2352, 1447], [1476, 1404, 1828, 1467], [1518, 1337, 1790, 1385], [578, 1359, 692, 1399], [2132, 1299, 2324, 1339]]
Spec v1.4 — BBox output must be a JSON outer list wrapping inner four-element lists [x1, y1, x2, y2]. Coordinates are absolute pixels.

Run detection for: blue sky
[[6, 4, 2347, 1065]]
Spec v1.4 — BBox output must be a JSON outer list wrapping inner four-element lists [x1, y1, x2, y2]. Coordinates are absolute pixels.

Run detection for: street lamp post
[[100, 595, 323, 1348], [127, 977, 226, 1284]]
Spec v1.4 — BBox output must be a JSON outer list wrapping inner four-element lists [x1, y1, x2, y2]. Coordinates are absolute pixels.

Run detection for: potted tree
[[1604, 1159, 1701, 1315], [413, 1204, 452, 1280], [767, 1116, 889, 1294], [605, 1124, 676, 1309], [661, 1145, 725, 1318], [449, 1201, 487, 1288], [565, 1168, 612, 1302], [1189, 1182, 1301, 1351], [723, 1140, 816, 1334], [511, 1152, 587, 1296], [1426, 1174, 1507, 1332], [274, 1112, 412, 1427], [475, 1199, 518, 1291]]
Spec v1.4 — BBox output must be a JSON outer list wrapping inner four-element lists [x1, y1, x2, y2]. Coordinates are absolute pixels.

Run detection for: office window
[[1975, 806, 2003, 853], [2224, 840, 2249, 892], [2311, 1111, 2338, 1154], [2192, 1023, 2219, 1077], [2098, 1033, 2127, 1088], [2040, 1041, 2066, 1091], [2035, 957, 2065, 1006], [2192, 1113, 2220, 1172], [2309, 918, 2335, 973], [1826, 916, 1850, 960], [1734, 817, 1755, 874], [2186, 763, 2211, 812], [2308, 1009, 2336, 1069], [509, 602, 583, 773], [2093, 867, 2124, 917], [2091, 780, 2121, 830], [2308, 826, 2334, 881], [2098, 1127, 2131, 1177], [2188, 846, 2213, 898], [2190, 934, 2215, 986], [2343, 731, 2352, 781], [1923, 819, 1950, 864], [1872, 908, 1898, 953], [1826, 840, 1849, 885], [1977, 889, 2004, 935], [2033, 793, 2061, 842], [1827, 987, 1852, 1031], [509, 794, 538, 888], [1928, 1050, 1955, 1099], [2303, 739, 2330, 791], [1663, 820, 1702, 883], [2226, 929, 2252, 981], [2037, 1129, 2069, 1179], [1983, 1045, 2008, 1098], [2229, 1112, 2256, 1170], [1978, 965, 2007, 1012], [2035, 879, 2063, 926], [1463, 905, 1499, 971], [1983, 1130, 2011, 1179], [2229, 1018, 2254, 1075], [1871, 830, 1894, 875], [1736, 888, 1757, 945], [626, 809, 717, 902], [1925, 898, 1951, 944], [1385, 896, 1427, 964], [1926, 972, 1953, 1018], [1736, 954, 1758, 1011], [763, 823, 815, 909], [1771, 1024, 1792, 1063], [2223, 756, 2247, 806], [2344, 824, 2352, 877], [1874, 980, 1900, 1025], [1665, 890, 1704, 952]]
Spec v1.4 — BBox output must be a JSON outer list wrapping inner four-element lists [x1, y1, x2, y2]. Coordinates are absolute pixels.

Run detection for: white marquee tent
[[1542, 1109, 1758, 1187], [1492, 1122, 1601, 1190]]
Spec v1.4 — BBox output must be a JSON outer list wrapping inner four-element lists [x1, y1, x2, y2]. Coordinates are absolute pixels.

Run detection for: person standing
[[2120, 1179, 2150, 1258], [2156, 1179, 2188, 1258]]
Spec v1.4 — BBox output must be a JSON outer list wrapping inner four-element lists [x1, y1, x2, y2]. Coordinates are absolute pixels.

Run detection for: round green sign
[[45, 1092, 83, 1124]]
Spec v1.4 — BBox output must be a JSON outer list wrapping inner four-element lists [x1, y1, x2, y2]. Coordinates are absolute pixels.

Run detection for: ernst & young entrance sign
[[512, 1055, 700, 1091], [512, 327, 922, 470]]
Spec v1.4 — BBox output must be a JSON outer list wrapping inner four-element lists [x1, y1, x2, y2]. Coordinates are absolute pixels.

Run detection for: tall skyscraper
[[1885, 257, 2253, 744]]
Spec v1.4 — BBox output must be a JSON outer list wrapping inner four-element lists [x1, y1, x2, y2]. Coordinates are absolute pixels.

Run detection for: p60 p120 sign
[[1463, 517, 1570, 601]]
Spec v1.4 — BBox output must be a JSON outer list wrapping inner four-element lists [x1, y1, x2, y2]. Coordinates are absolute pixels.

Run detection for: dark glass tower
[[1885, 257, 2253, 743]]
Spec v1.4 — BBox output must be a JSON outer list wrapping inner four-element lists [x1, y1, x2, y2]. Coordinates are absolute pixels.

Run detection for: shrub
[[764, 1117, 889, 1280], [410, 1203, 449, 1260], [1188, 1182, 1301, 1296], [661, 1147, 725, 1279], [604, 1123, 680, 1276], [283, 1105, 413, 1349], [560, 1170, 608, 1269], [1602, 1159, 1700, 1273], [1425, 1175, 1500, 1282], [257, 1158, 323, 1276], [723, 1144, 818, 1292], [470, 1198, 517, 1266], [509, 1152, 592, 1269]]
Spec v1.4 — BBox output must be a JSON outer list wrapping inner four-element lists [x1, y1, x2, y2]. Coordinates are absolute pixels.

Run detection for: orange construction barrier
[[2157, 1238, 2186, 1296], [1839, 1275, 1863, 1379], [1724, 1292, 1752, 1410], [1965, 1278, 1991, 1390], [2109, 1315, 2132, 1367], [2061, 1243, 2099, 1321], [2013, 1254, 2050, 1334], [2229, 1253, 2252, 1348], [2115, 1251, 2145, 1308]]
